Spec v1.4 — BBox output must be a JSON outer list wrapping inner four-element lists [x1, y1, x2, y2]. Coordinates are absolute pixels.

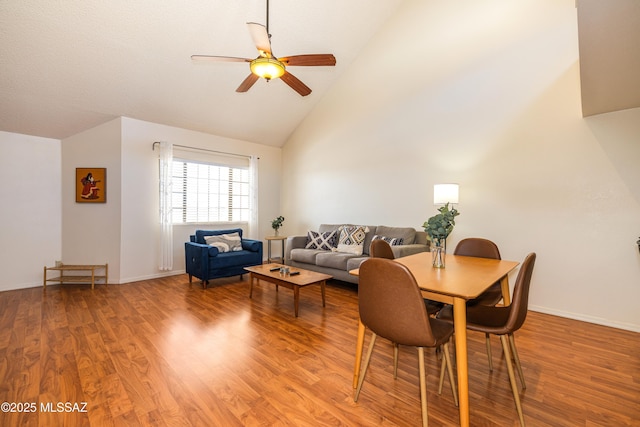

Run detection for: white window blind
[[170, 150, 250, 224]]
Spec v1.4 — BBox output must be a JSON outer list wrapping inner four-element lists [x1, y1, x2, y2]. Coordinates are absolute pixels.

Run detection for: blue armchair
[[185, 229, 263, 288]]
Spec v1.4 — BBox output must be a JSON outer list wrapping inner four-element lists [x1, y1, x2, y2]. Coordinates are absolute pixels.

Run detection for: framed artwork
[[76, 167, 106, 203]]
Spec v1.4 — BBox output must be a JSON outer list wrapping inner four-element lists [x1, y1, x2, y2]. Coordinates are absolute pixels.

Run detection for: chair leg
[[508, 333, 526, 390], [442, 342, 458, 407], [354, 333, 378, 402], [438, 348, 446, 395], [485, 333, 493, 371], [437, 343, 458, 406], [417, 347, 428, 427], [393, 343, 399, 379], [500, 335, 525, 427]]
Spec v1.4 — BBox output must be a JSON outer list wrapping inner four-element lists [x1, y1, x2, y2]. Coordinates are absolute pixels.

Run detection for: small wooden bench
[[43, 263, 108, 289]]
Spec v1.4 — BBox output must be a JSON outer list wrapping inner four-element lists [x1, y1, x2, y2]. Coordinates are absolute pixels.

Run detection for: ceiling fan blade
[[236, 74, 260, 93], [279, 54, 336, 67], [280, 71, 312, 97], [191, 55, 251, 63], [246, 22, 272, 57]]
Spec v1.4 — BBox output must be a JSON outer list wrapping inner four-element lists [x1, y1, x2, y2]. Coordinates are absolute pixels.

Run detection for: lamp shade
[[434, 183, 459, 205]]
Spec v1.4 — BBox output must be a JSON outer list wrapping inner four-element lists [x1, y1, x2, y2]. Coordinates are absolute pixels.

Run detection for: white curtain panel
[[159, 141, 173, 270], [249, 155, 259, 240]]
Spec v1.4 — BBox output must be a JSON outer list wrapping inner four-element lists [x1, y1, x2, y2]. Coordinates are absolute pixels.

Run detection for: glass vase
[[432, 239, 446, 268]]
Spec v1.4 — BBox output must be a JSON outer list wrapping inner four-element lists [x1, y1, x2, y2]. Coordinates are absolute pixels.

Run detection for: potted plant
[[422, 203, 460, 268], [271, 216, 285, 236]]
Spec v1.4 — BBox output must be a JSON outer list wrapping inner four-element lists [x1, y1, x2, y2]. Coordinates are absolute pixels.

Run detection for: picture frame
[[76, 167, 106, 203]]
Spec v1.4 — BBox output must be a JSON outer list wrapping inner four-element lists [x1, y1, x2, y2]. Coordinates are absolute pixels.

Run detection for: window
[[171, 159, 250, 224]]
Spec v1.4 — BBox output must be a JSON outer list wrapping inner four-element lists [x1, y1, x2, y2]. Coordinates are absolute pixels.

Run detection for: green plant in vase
[[271, 216, 285, 236], [422, 203, 460, 267]]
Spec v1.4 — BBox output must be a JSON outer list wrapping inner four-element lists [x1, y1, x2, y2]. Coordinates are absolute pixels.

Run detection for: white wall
[[119, 117, 282, 283], [0, 131, 61, 291], [281, 0, 640, 331], [0, 117, 281, 288], [61, 119, 123, 280]]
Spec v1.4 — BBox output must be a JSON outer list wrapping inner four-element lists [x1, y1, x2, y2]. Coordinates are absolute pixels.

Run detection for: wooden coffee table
[[245, 263, 331, 317]]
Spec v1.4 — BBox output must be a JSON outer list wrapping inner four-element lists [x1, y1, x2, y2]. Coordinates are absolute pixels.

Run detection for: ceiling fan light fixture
[[250, 57, 285, 80]]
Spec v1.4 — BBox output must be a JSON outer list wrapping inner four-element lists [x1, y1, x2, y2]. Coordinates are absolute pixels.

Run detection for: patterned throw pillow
[[336, 225, 370, 255], [204, 232, 243, 252], [305, 230, 337, 250], [372, 235, 404, 246]]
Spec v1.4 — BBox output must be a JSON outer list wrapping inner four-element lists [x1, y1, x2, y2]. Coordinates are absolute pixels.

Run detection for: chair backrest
[[370, 239, 395, 259], [359, 258, 436, 347], [505, 252, 536, 333], [454, 238, 501, 260]]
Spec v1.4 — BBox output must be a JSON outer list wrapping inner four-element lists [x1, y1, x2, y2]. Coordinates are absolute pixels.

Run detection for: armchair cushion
[[207, 245, 220, 257], [242, 240, 262, 252], [195, 228, 243, 244], [204, 232, 242, 252]]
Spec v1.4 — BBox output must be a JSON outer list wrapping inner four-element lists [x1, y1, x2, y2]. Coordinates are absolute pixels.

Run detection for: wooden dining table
[[350, 252, 520, 427]]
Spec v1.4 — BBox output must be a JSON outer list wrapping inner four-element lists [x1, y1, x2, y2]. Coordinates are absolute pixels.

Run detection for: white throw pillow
[[204, 232, 242, 252], [336, 225, 369, 256]]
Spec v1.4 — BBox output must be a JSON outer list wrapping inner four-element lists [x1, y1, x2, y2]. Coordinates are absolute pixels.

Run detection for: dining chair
[[453, 238, 503, 372], [370, 238, 395, 259], [354, 258, 458, 427], [370, 239, 403, 374], [370, 239, 442, 376], [454, 238, 503, 306], [438, 252, 536, 427], [371, 239, 443, 313]]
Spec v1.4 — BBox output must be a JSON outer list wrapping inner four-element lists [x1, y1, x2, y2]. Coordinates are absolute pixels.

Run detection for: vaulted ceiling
[[0, 0, 403, 146], [1, 1, 637, 147]]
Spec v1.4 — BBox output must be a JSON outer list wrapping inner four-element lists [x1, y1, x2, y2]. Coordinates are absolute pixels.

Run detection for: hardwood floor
[[0, 275, 638, 426]]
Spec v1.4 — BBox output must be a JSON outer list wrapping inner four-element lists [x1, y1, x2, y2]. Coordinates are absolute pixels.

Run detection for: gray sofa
[[285, 224, 430, 284]]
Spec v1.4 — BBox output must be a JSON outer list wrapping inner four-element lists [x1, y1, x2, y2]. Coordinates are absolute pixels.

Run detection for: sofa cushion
[[346, 256, 369, 272], [336, 225, 370, 255], [374, 226, 416, 245], [372, 234, 404, 246], [305, 230, 337, 250], [291, 248, 324, 264], [316, 252, 360, 270], [204, 232, 242, 252]]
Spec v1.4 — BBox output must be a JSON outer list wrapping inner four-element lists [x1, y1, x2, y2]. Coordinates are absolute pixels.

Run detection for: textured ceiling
[[0, 0, 403, 146]]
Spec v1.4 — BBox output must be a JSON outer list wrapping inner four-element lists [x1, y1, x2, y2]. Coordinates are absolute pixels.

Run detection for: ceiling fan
[[191, 0, 336, 96]]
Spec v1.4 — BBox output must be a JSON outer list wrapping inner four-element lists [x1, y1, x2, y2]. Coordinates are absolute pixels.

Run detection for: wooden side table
[[43, 263, 108, 289], [265, 236, 287, 263]]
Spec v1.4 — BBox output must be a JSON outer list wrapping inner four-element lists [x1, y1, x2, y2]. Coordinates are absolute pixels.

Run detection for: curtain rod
[[152, 141, 253, 160]]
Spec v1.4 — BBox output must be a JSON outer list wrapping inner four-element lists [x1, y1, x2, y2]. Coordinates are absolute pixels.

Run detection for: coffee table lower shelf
[[245, 263, 331, 317]]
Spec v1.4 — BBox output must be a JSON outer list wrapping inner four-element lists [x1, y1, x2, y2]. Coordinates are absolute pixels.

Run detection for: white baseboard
[[0, 270, 187, 291], [118, 269, 186, 284], [0, 281, 42, 292], [529, 304, 640, 333]]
